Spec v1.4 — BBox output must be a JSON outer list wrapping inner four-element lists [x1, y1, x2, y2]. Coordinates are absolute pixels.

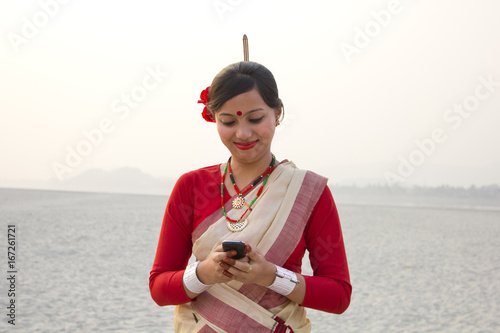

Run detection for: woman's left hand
[[220, 245, 276, 287]]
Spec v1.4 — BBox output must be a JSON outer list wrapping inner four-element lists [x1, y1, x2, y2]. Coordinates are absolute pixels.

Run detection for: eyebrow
[[218, 108, 265, 117]]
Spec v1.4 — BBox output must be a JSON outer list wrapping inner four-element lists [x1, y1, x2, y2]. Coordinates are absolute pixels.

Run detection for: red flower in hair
[[198, 86, 215, 122]]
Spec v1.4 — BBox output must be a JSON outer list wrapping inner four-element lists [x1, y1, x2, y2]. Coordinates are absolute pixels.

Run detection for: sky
[[1, 0, 499, 189]]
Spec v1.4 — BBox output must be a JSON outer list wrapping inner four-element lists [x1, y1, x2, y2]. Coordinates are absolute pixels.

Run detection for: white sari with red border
[[174, 161, 327, 333]]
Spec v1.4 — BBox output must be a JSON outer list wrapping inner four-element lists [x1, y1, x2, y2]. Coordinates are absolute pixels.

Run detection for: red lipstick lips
[[235, 140, 258, 150]]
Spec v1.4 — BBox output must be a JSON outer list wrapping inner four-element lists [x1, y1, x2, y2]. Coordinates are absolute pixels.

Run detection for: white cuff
[[267, 265, 299, 296], [183, 261, 212, 294]]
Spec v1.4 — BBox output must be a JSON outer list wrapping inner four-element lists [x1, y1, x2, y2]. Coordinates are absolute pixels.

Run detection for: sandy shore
[[1, 189, 498, 332]]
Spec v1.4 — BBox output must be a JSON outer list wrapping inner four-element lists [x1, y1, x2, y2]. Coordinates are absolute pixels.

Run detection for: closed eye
[[249, 116, 264, 123]]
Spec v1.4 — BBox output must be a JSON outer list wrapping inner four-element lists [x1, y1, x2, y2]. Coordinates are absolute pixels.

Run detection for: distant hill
[[330, 184, 500, 210], [48, 167, 173, 196]]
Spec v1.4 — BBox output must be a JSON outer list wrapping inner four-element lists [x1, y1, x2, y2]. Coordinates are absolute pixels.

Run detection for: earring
[[276, 119, 280, 126]]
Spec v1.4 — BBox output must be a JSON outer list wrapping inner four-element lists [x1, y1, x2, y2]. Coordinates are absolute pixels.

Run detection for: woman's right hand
[[196, 245, 236, 285], [184, 245, 251, 300]]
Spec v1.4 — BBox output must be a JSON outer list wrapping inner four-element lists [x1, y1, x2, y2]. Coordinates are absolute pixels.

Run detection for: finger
[[245, 244, 252, 253], [222, 270, 233, 278], [214, 245, 224, 252], [219, 261, 232, 271], [237, 256, 250, 263], [223, 257, 236, 266], [214, 252, 229, 262], [226, 266, 240, 277], [225, 250, 237, 258], [230, 260, 252, 273]]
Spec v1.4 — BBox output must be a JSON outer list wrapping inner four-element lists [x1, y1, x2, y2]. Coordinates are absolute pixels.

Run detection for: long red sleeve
[[300, 186, 351, 313]]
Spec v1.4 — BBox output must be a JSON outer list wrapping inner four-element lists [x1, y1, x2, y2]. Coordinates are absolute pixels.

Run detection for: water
[[0, 188, 498, 332]]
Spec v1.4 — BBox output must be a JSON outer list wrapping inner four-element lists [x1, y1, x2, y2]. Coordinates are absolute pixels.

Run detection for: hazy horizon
[[2, 166, 499, 197]]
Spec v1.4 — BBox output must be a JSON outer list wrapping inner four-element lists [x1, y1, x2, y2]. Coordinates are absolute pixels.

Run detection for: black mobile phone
[[222, 240, 246, 259]]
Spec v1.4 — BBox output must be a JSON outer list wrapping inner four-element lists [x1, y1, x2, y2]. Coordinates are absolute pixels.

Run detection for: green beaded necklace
[[220, 155, 276, 232]]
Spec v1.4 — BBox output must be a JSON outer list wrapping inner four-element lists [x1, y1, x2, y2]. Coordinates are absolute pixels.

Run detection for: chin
[[233, 148, 269, 163]]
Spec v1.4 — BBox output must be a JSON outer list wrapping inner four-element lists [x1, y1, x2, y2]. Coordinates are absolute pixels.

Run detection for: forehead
[[218, 89, 267, 113]]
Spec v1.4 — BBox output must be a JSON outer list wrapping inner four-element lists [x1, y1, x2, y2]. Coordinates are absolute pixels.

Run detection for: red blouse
[[149, 164, 351, 314]]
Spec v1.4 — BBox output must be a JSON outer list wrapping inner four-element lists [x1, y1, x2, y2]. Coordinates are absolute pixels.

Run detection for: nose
[[235, 122, 252, 140]]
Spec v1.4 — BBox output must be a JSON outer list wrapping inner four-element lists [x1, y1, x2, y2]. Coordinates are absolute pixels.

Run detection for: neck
[[229, 153, 274, 188]]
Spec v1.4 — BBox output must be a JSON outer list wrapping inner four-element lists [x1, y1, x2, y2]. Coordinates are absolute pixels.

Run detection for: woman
[[149, 61, 351, 332]]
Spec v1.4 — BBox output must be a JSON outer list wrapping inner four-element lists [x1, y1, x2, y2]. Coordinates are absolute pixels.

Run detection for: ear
[[274, 99, 283, 120]]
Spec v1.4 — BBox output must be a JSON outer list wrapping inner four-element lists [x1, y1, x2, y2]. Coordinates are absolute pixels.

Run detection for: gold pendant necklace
[[232, 196, 245, 209], [226, 219, 248, 232]]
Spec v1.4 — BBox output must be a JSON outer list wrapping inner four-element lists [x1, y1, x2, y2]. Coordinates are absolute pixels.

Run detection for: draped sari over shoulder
[[174, 161, 328, 333]]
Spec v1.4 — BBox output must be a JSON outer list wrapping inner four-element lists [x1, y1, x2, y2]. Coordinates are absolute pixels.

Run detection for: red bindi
[[236, 111, 242, 116]]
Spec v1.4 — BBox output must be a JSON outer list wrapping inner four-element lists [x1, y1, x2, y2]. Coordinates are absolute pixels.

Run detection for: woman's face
[[216, 88, 279, 166]]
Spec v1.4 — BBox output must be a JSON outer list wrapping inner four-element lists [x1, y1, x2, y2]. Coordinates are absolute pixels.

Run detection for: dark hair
[[207, 61, 284, 119]]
